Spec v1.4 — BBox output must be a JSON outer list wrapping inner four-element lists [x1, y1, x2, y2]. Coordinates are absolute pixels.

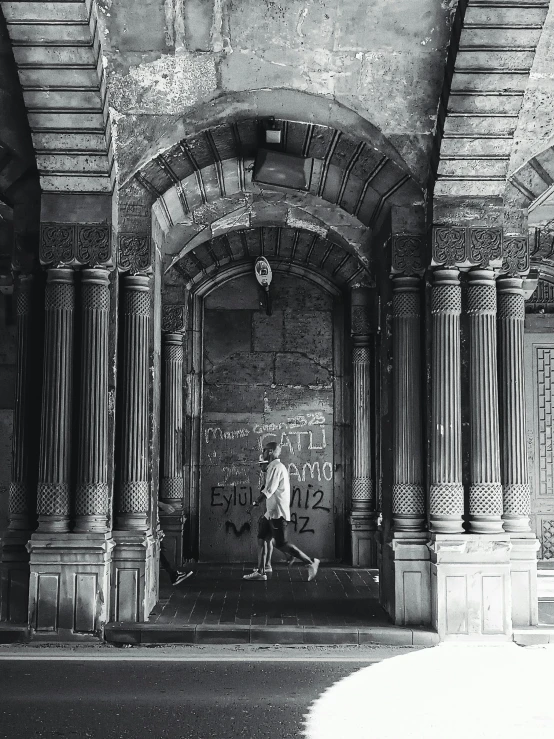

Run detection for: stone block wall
[[0, 295, 16, 532], [197, 272, 341, 562]]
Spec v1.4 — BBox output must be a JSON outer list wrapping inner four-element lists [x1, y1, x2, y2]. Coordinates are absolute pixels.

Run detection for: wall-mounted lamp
[[254, 256, 273, 316]]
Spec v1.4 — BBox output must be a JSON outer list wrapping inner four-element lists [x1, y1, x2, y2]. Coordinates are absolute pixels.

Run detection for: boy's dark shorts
[[257, 516, 288, 547]]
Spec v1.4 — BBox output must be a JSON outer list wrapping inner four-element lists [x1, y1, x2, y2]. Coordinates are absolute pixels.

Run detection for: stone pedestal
[[110, 531, 157, 623], [383, 533, 431, 626], [349, 513, 377, 567], [509, 534, 539, 627], [27, 533, 114, 639], [428, 534, 512, 641]]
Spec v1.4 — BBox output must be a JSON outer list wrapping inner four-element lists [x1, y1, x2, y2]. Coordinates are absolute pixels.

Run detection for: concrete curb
[[103, 623, 440, 646]]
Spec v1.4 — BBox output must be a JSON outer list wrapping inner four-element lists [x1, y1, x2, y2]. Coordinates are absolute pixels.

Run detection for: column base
[[349, 513, 377, 567], [381, 532, 431, 626], [110, 530, 158, 623], [159, 513, 184, 570], [1, 530, 32, 624], [428, 533, 512, 641], [27, 533, 114, 640], [509, 533, 539, 627]]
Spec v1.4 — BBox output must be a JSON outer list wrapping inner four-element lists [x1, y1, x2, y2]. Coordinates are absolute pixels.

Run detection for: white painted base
[[27, 533, 114, 639], [382, 533, 431, 626], [429, 533, 512, 641], [509, 534, 539, 627], [110, 530, 158, 623]]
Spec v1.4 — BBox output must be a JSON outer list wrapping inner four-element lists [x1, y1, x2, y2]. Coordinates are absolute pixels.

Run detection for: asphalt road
[[0, 645, 412, 739]]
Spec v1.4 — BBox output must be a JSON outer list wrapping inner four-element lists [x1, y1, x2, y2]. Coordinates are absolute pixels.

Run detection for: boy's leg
[[159, 540, 176, 582]]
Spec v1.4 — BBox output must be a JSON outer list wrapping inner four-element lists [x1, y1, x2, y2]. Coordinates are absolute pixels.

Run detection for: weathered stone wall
[[198, 272, 340, 562], [98, 0, 454, 186]]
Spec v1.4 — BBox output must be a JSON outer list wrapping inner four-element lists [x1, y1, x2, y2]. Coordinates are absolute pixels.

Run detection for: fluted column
[[161, 332, 184, 506], [467, 269, 503, 533], [352, 342, 373, 511], [498, 277, 531, 533], [392, 276, 425, 531], [36, 268, 75, 533], [351, 287, 373, 515], [74, 269, 111, 533], [8, 275, 35, 530], [430, 268, 464, 533], [115, 274, 151, 531]]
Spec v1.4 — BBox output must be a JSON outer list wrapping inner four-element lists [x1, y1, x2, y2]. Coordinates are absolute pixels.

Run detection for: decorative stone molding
[[39, 223, 112, 267], [432, 226, 503, 269], [118, 233, 151, 274], [391, 233, 425, 276], [501, 236, 529, 277], [429, 269, 464, 533], [526, 278, 554, 313], [162, 304, 187, 333]]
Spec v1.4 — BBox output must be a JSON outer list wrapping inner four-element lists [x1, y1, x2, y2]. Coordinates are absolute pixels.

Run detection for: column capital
[[40, 222, 113, 269], [432, 226, 503, 270], [118, 233, 152, 274], [162, 304, 187, 334], [391, 233, 426, 276]]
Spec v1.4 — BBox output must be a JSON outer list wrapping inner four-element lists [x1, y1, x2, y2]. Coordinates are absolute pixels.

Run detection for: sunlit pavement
[[304, 642, 554, 739]]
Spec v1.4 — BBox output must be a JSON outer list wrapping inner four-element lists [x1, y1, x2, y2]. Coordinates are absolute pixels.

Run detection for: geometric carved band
[[393, 292, 420, 318], [467, 284, 496, 315], [123, 290, 150, 316], [160, 477, 184, 501], [164, 344, 184, 362], [469, 482, 503, 515], [16, 284, 32, 317], [352, 477, 374, 501], [503, 483, 531, 515], [75, 483, 109, 516], [118, 481, 149, 513], [45, 283, 75, 312], [429, 482, 464, 516], [497, 293, 525, 321], [8, 481, 28, 514], [82, 283, 110, 312], [37, 482, 70, 516], [352, 347, 371, 363], [431, 285, 461, 314], [392, 483, 425, 515]]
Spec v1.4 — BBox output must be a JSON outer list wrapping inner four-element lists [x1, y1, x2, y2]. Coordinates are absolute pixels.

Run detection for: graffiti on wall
[[200, 410, 335, 561]]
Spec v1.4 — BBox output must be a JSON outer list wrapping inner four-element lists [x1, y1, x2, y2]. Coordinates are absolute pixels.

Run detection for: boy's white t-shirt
[[262, 458, 291, 521]]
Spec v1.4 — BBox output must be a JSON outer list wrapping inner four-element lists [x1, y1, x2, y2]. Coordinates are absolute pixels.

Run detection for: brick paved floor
[[149, 564, 389, 627]]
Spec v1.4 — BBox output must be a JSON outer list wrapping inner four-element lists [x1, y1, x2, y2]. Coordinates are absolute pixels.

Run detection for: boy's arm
[[253, 465, 279, 506]]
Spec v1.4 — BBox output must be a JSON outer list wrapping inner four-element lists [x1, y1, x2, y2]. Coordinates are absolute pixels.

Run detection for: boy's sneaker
[[243, 571, 267, 581], [173, 571, 193, 586], [264, 566, 272, 573], [307, 558, 320, 582]]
